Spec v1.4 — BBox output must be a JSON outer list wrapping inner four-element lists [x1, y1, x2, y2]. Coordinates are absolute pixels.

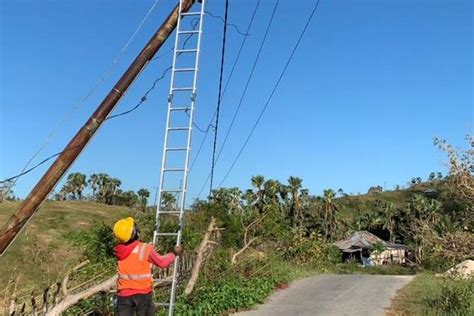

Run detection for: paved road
[[235, 274, 414, 316]]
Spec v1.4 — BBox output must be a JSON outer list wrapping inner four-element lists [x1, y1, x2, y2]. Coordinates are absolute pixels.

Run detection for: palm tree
[[137, 188, 150, 210], [382, 202, 397, 243], [65, 172, 87, 200], [251, 175, 265, 213], [161, 192, 177, 211], [88, 174, 100, 197], [426, 199, 443, 225], [243, 189, 257, 206], [263, 180, 279, 205], [322, 189, 337, 241], [287, 176, 303, 226]]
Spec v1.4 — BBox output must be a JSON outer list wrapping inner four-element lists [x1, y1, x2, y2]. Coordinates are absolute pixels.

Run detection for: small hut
[[334, 231, 407, 266]]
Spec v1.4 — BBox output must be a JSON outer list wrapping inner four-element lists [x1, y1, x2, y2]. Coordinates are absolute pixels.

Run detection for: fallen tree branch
[[62, 260, 89, 296], [231, 237, 257, 265], [46, 275, 117, 316], [231, 212, 268, 265], [184, 217, 217, 296]]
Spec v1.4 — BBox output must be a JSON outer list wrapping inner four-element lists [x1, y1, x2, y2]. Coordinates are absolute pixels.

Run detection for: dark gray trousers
[[115, 293, 155, 316]]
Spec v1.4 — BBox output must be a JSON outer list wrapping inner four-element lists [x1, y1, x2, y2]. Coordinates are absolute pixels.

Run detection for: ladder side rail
[[168, 1, 207, 314], [153, 0, 186, 246]]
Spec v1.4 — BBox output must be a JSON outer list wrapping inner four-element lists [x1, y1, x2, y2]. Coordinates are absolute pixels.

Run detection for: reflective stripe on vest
[[119, 273, 153, 280]]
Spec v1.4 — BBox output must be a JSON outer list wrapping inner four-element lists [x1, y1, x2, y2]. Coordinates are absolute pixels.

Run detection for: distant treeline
[[54, 172, 150, 209]]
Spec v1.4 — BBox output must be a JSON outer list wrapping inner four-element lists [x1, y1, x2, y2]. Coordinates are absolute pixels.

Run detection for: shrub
[[282, 227, 340, 267], [175, 275, 277, 315], [426, 276, 474, 315], [67, 221, 115, 263]]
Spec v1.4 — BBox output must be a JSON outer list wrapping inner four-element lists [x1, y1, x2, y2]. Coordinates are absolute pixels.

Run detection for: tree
[[287, 176, 304, 226], [368, 186, 383, 195], [382, 202, 397, 243], [88, 174, 100, 197], [67, 173, 87, 200], [161, 192, 177, 211], [211, 187, 242, 214], [114, 190, 138, 207], [428, 172, 436, 181], [322, 189, 337, 241], [250, 175, 265, 213], [0, 180, 16, 202], [434, 135, 473, 209], [137, 188, 150, 211]]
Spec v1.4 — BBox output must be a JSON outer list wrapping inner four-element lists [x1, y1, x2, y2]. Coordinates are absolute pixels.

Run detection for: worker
[[113, 217, 182, 316]]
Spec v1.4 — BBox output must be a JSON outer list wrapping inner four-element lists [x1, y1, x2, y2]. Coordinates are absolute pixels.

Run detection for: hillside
[[0, 181, 450, 294], [0, 201, 130, 295]]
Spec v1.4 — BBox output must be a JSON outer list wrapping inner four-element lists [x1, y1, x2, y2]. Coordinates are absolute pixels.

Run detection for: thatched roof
[[334, 231, 406, 252]]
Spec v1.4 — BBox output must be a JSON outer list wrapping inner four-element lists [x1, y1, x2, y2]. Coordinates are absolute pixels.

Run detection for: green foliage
[[65, 292, 114, 316], [175, 275, 278, 315], [426, 276, 474, 315], [371, 240, 385, 255], [282, 228, 340, 267], [333, 263, 416, 275], [392, 274, 474, 316], [67, 221, 115, 263]]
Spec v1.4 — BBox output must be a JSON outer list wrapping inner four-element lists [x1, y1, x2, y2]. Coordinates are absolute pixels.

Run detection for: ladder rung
[[178, 30, 199, 35], [163, 168, 186, 172], [155, 302, 170, 306], [172, 87, 194, 91], [161, 189, 183, 193], [154, 279, 172, 283], [165, 147, 187, 151], [170, 107, 190, 111], [174, 68, 196, 73], [181, 12, 201, 16], [174, 68, 196, 72], [156, 232, 179, 236], [158, 211, 181, 214], [168, 127, 190, 131], [176, 49, 198, 54]]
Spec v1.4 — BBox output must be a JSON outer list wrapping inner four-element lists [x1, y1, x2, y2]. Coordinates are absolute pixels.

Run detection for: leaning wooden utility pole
[[0, 0, 196, 255]]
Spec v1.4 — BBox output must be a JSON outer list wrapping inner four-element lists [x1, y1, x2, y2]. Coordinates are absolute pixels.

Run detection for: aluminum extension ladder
[[153, 0, 206, 315]]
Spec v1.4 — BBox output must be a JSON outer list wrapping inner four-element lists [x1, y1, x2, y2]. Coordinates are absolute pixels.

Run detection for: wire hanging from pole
[[208, 0, 230, 198]]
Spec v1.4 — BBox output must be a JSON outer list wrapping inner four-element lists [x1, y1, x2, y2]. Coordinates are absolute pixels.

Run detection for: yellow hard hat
[[113, 217, 135, 243]]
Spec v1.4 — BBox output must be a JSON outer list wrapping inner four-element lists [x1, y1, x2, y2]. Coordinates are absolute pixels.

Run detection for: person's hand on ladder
[[173, 245, 183, 256]]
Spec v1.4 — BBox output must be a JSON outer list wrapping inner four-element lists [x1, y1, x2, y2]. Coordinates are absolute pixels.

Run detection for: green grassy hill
[[336, 180, 449, 217], [0, 201, 130, 295]]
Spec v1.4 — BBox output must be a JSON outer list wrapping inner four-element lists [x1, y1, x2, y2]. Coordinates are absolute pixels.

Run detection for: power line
[[188, 0, 261, 173], [1, 6, 249, 185], [1, 0, 162, 193], [209, 0, 230, 196], [197, 0, 278, 198], [1, 4, 258, 189], [106, 66, 172, 120], [218, 0, 322, 187], [215, 0, 279, 162], [1, 64, 172, 184], [205, 10, 250, 36]]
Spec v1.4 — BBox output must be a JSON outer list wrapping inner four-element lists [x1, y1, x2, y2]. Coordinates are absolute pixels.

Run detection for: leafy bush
[[67, 221, 115, 263], [282, 228, 340, 267], [175, 275, 278, 315], [426, 276, 474, 315], [333, 263, 416, 275], [392, 274, 474, 316]]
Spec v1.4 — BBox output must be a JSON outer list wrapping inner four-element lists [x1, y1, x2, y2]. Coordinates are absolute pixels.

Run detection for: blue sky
[[1, 0, 472, 202]]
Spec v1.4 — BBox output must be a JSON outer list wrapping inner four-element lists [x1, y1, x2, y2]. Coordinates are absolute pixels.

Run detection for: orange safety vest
[[117, 242, 153, 291]]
